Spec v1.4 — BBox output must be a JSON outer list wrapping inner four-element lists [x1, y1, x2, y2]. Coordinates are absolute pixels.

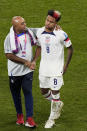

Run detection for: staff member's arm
[[5, 53, 31, 68]]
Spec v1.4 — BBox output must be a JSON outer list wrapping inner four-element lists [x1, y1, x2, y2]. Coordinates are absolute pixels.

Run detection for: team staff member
[[4, 16, 37, 128], [31, 10, 73, 128]]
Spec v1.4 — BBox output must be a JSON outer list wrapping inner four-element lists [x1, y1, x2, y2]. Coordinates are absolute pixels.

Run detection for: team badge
[[45, 36, 50, 43]]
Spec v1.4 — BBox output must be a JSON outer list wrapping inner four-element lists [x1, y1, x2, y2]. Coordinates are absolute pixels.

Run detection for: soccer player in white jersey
[[30, 10, 73, 128]]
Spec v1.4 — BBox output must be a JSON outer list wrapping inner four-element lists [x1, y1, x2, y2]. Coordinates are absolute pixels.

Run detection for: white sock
[[49, 93, 61, 119]]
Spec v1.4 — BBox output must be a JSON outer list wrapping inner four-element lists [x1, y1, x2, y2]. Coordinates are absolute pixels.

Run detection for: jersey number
[[46, 46, 50, 53], [54, 79, 57, 85]]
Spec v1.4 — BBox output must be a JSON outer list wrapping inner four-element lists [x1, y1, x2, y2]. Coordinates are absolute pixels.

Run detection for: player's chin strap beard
[[45, 27, 54, 32]]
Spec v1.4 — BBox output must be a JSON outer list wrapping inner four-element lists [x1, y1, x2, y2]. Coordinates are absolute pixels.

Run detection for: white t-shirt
[[4, 28, 37, 76], [36, 27, 72, 77]]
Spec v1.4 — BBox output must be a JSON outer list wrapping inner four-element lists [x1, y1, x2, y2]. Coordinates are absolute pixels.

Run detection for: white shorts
[[39, 75, 64, 90]]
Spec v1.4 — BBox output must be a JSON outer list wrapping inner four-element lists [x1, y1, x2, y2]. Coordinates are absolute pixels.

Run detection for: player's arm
[[30, 28, 39, 35], [30, 46, 41, 70], [63, 45, 73, 74], [5, 53, 31, 68]]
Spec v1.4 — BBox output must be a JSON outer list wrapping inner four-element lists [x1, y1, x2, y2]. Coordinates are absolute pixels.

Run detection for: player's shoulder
[[55, 29, 68, 39], [54, 29, 65, 35], [36, 27, 45, 35]]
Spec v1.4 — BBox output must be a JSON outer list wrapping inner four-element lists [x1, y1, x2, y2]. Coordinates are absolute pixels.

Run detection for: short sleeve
[[60, 31, 72, 48], [4, 34, 12, 53]]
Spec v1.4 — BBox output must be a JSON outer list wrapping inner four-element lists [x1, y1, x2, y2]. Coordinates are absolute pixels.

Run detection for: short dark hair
[[47, 10, 61, 22]]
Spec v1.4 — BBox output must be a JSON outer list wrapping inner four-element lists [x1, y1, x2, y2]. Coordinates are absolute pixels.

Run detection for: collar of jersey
[[42, 31, 55, 36], [17, 32, 25, 37]]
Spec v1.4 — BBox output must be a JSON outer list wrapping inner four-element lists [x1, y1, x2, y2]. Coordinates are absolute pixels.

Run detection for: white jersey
[[4, 28, 37, 76], [36, 27, 72, 77]]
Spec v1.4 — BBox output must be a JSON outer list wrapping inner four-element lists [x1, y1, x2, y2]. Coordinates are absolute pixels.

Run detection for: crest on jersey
[[45, 36, 50, 43]]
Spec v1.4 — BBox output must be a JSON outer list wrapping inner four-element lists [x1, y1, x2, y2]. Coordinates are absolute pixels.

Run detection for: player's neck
[[45, 28, 54, 33]]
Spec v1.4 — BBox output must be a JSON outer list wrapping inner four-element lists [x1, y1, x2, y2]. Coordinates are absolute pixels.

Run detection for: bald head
[[12, 16, 26, 34], [12, 16, 24, 26]]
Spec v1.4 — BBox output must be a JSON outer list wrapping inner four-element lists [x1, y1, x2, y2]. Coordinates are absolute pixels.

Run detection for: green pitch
[[0, 0, 87, 131]]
